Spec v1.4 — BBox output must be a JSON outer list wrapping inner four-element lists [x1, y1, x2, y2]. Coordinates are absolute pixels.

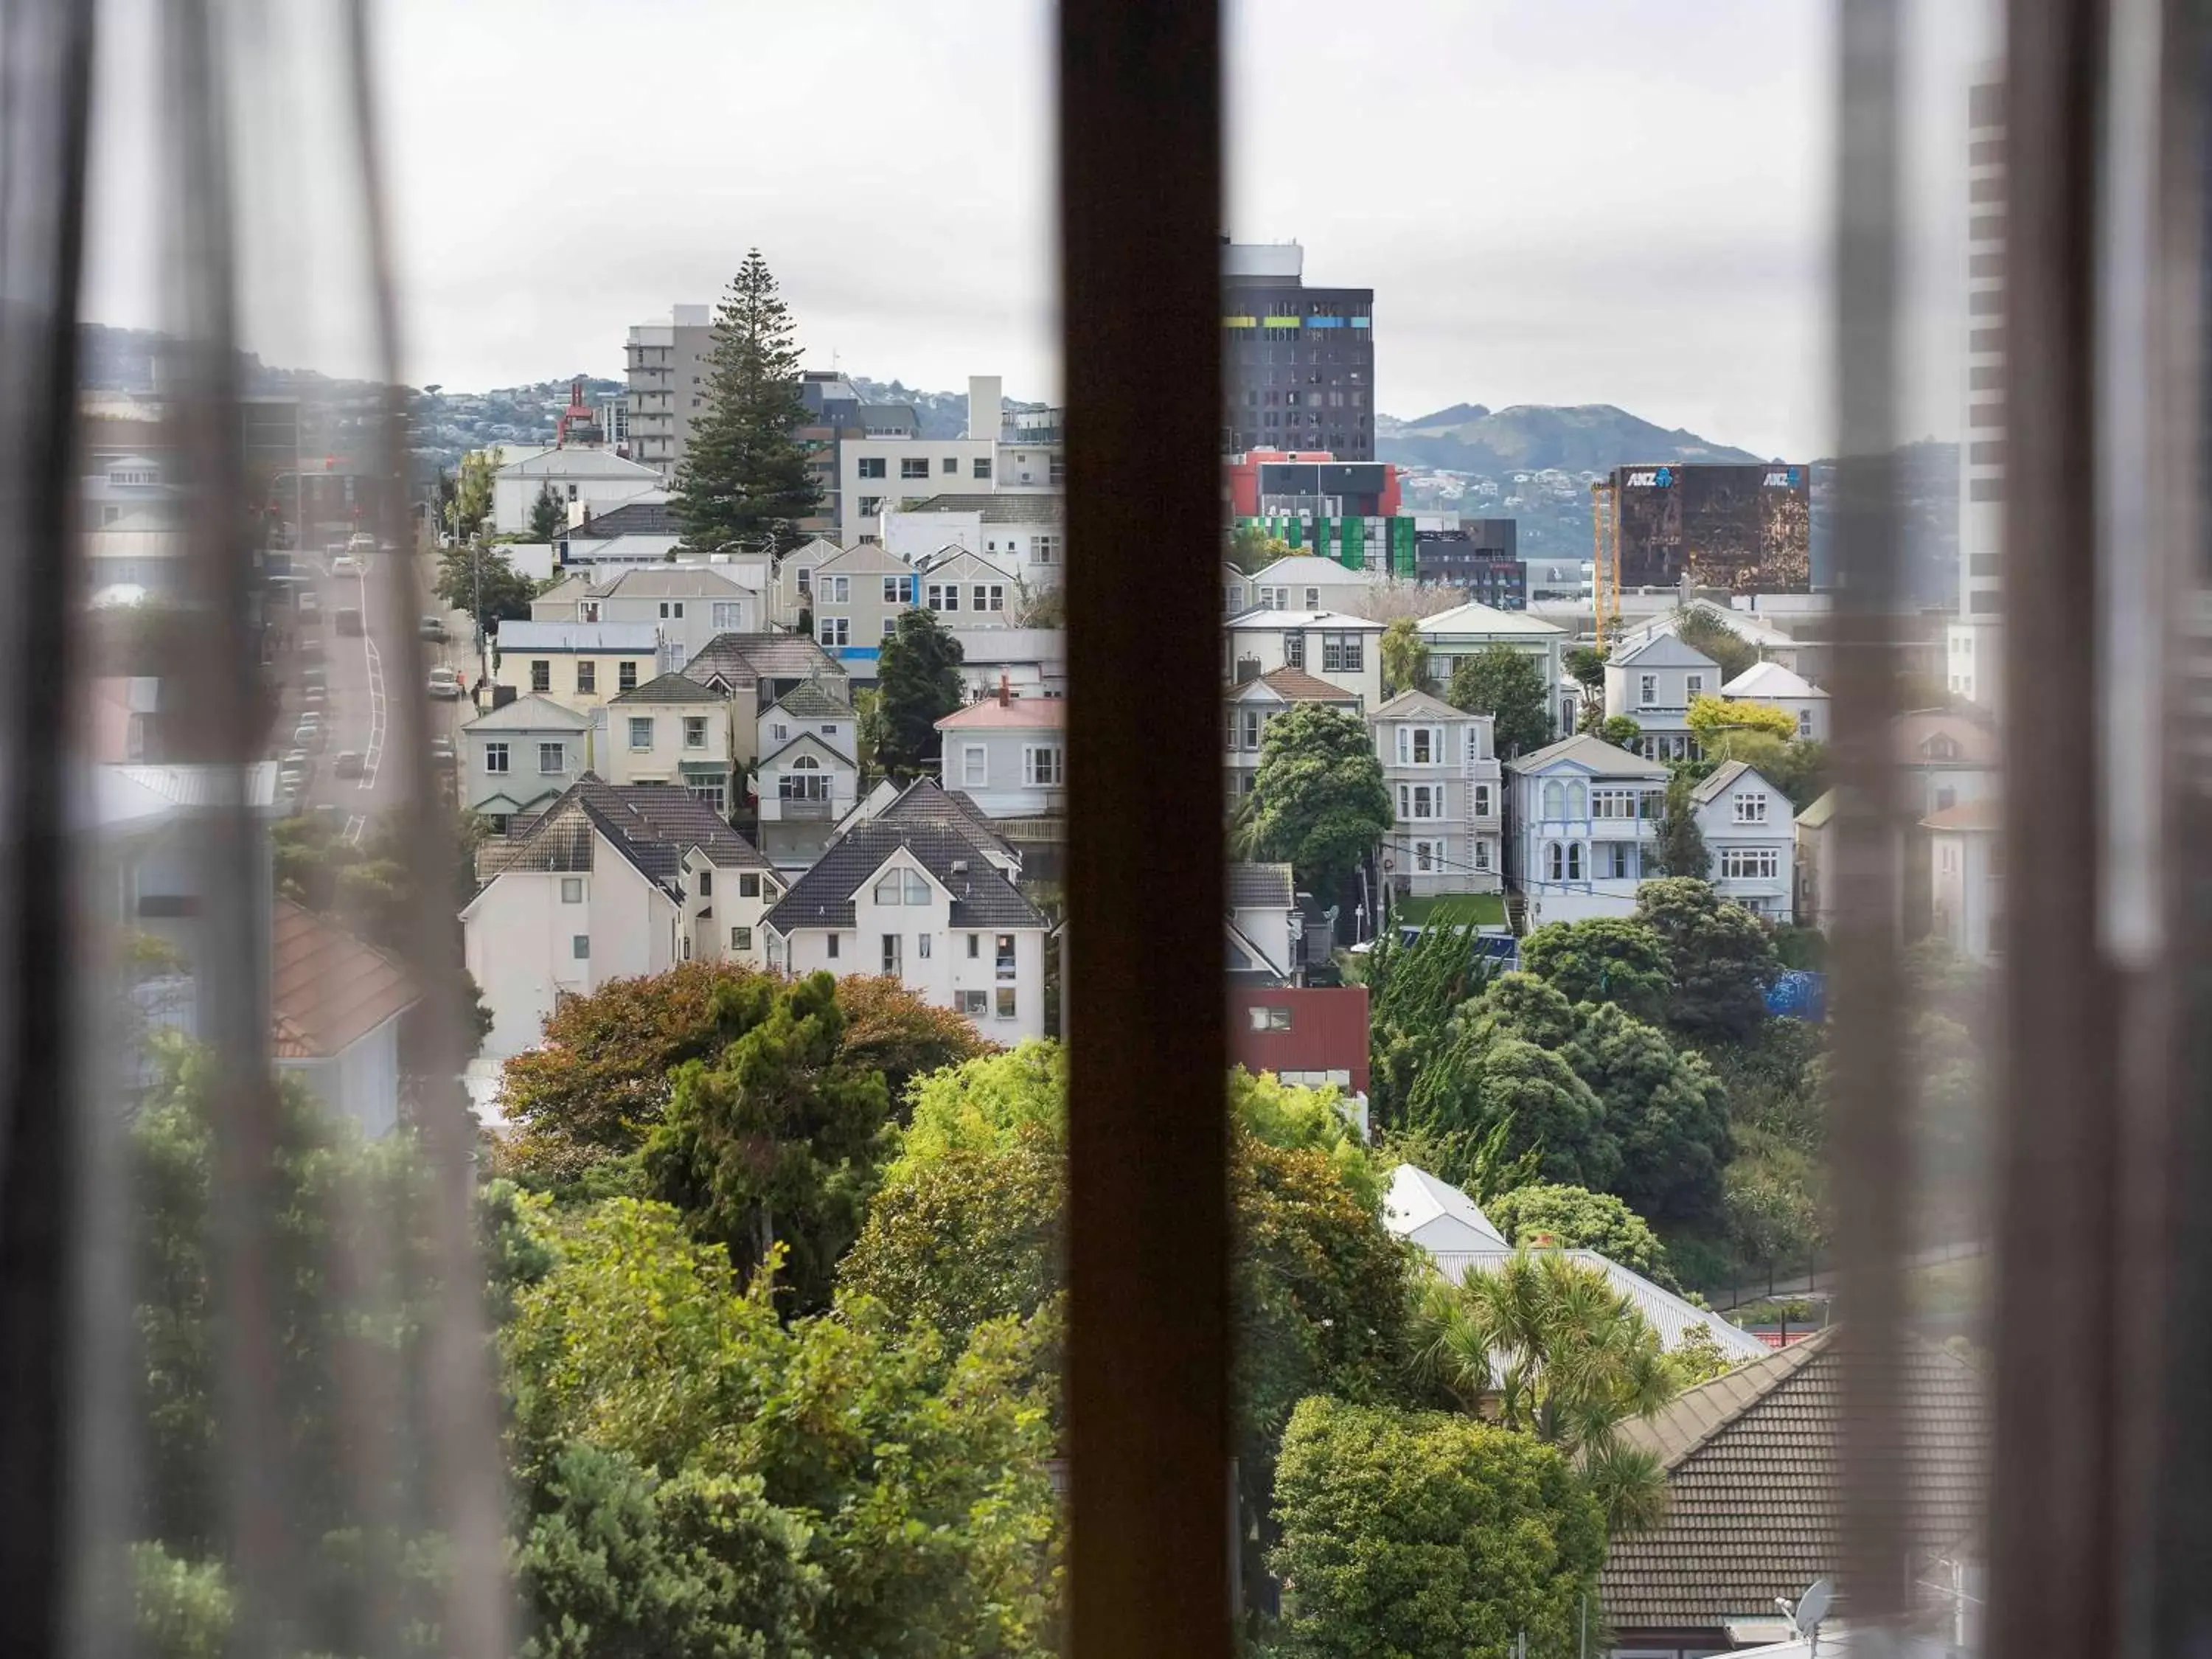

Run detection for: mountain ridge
[[1377, 400, 1765, 476]]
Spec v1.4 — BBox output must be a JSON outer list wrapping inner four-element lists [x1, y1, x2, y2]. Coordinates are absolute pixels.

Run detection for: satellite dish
[[1791, 1579, 1833, 1638]]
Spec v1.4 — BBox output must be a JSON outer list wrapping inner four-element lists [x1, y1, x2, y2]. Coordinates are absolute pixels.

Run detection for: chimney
[[967, 374, 1003, 442], [998, 669, 1011, 707]]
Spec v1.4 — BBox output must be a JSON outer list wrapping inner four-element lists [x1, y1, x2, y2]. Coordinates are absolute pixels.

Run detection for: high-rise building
[[1946, 78, 2006, 712], [1221, 241, 1374, 460], [624, 303, 716, 482]]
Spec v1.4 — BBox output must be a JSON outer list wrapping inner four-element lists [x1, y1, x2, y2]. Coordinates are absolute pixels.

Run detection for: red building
[[1223, 450, 1402, 523], [1226, 984, 1371, 1105]]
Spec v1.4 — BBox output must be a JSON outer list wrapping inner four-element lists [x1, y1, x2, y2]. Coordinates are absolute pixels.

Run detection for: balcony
[[767, 796, 841, 821]]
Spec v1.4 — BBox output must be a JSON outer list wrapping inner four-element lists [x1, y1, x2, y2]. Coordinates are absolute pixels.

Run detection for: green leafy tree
[[1563, 644, 1606, 690], [1446, 643, 1552, 757], [1722, 1135, 1826, 1292], [1363, 914, 1496, 1127], [1379, 616, 1430, 696], [640, 973, 894, 1314], [1228, 524, 1295, 574], [1409, 1248, 1678, 1531], [1686, 692, 1798, 744], [1520, 916, 1672, 1022], [1268, 1397, 1604, 1659], [1634, 877, 1781, 1043], [872, 608, 965, 780], [1405, 1029, 1621, 1198], [526, 481, 566, 543], [1653, 771, 1711, 878], [671, 250, 824, 555], [1485, 1183, 1683, 1291], [1599, 713, 1644, 747], [445, 445, 501, 542], [1247, 703, 1391, 899], [1776, 737, 1829, 810], [1669, 608, 1758, 683], [1562, 1002, 1733, 1223], [434, 542, 538, 633]]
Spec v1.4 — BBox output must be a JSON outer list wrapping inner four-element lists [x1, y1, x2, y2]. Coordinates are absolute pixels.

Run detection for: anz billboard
[[1609, 462, 1812, 593]]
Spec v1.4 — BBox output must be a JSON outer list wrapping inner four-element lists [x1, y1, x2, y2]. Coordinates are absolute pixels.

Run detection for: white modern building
[[838, 436, 998, 545], [1504, 733, 1669, 926], [1606, 633, 1722, 762], [1224, 608, 1385, 710], [462, 694, 592, 824], [1722, 658, 1831, 742], [1368, 688, 1502, 898], [624, 302, 717, 481], [1688, 760, 1798, 921]]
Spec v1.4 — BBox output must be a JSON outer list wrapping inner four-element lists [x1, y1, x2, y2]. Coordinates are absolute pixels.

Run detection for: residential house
[[760, 819, 1051, 1040], [800, 543, 922, 673], [1601, 1327, 1987, 1659], [1415, 602, 1569, 747], [1229, 983, 1372, 1127], [601, 672, 740, 813], [1605, 633, 1722, 762], [754, 679, 861, 870], [462, 776, 780, 1061], [1225, 863, 1315, 987], [1382, 1164, 1507, 1253], [768, 536, 848, 629], [947, 627, 1067, 702], [835, 777, 1023, 875], [490, 445, 661, 535], [680, 633, 850, 730], [547, 493, 683, 566], [1611, 597, 1803, 676], [1369, 689, 1503, 897], [462, 695, 592, 824], [1895, 709, 2000, 817], [1724, 658, 1832, 742], [1689, 760, 1797, 920], [1223, 563, 1253, 616], [568, 565, 762, 670], [935, 689, 1067, 823], [1793, 789, 1840, 931], [1504, 733, 1669, 926], [1224, 667, 1363, 802], [490, 621, 661, 713], [271, 900, 420, 1138], [916, 548, 1025, 626], [529, 572, 596, 622], [1925, 799, 2003, 962], [879, 493, 1065, 590], [1223, 608, 1385, 709], [1245, 554, 1393, 616]]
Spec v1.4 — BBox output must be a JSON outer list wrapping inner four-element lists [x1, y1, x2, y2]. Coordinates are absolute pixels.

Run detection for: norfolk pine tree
[[672, 249, 824, 554]]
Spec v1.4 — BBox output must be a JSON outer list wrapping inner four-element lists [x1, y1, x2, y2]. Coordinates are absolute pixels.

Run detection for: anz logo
[[1624, 467, 1674, 488], [1763, 467, 1802, 488]]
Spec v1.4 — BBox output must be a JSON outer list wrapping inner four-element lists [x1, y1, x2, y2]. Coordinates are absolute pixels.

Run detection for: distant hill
[[1378, 402, 1764, 476], [849, 375, 1046, 442]]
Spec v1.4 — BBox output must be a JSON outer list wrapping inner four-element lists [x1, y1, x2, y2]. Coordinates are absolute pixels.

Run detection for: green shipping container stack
[[1333, 517, 1364, 571], [1390, 517, 1417, 579]]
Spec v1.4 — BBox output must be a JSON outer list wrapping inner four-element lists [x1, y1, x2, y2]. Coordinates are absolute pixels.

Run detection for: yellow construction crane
[[1590, 479, 1621, 649]]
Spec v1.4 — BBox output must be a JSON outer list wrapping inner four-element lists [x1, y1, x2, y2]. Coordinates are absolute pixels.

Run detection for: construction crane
[[1590, 479, 1621, 649]]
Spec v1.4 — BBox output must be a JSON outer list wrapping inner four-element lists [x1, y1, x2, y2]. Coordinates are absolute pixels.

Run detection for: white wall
[[941, 726, 1068, 818], [603, 699, 734, 790], [1694, 774, 1797, 921], [493, 467, 658, 534], [1222, 621, 1385, 710], [839, 439, 995, 543]]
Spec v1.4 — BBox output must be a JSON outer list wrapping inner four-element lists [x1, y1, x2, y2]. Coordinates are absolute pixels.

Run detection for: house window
[[1592, 787, 1636, 819], [1396, 726, 1439, 765], [858, 496, 883, 518], [824, 575, 850, 603], [577, 660, 597, 695], [996, 934, 1018, 979], [1798, 709, 1813, 736], [1397, 783, 1439, 821], [918, 934, 932, 959], [1566, 842, 1585, 880], [883, 575, 914, 605], [1248, 1005, 1292, 1032], [738, 874, 760, 897], [538, 742, 566, 774], [1732, 793, 1768, 824], [995, 987, 1018, 1020], [1303, 587, 1321, 609], [883, 616, 898, 639], [1259, 587, 1284, 609], [684, 717, 707, 749], [1321, 633, 1364, 673], [973, 457, 992, 479], [696, 871, 713, 897], [1238, 709, 1264, 751], [1685, 674, 1705, 699], [619, 662, 638, 692], [779, 756, 831, 800], [772, 723, 788, 742], [1566, 782, 1587, 819], [883, 934, 902, 973], [858, 456, 886, 479], [659, 601, 685, 619], [566, 484, 579, 501], [967, 933, 981, 958], [962, 745, 987, 786], [1283, 632, 1305, 668], [1472, 840, 1493, 872], [1034, 535, 1060, 566], [827, 933, 841, 960], [731, 925, 752, 951], [560, 877, 583, 904], [628, 717, 654, 750], [713, 602, 745, 628], [1601, 843, 1635, 880], [819, 617, 850, 647], [571, 934, 590, 959], [1545, 841, 1565, 881], [484, 742, 509, 774], [900, 457, 930, 479], [1413, 840, 1436, 873], [943, 456, 959, 473], [957, 989, 989, 1016], [1638, 673, 1657, 707], [797, 566, 813, 594], [531, 659, 551, 692], [1472, 783, 1494, 818], [1719, 847, 1782, 880], [1542, 780, 1566, 818], [1935, 786, 1958, 811], [1024, 745, 1064, 787], [688, 780, 726, 813], [928, 584, 959, 611]]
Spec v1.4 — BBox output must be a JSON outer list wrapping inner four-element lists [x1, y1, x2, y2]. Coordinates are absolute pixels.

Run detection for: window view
[[15, 0, 2185, 1651]]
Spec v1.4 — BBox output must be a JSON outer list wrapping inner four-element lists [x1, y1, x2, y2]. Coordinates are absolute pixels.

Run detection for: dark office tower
[[1221, 240, 1375, 460]]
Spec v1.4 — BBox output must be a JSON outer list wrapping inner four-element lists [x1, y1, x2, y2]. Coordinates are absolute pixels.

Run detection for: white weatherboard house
[[1925, 798, 2003, 963], [1383, 1164, 1508, 1253], [755, 679, 861, 869], [1722, 658, 1831, 742], [490, 446, 662, 535], [1504, 733, 1669, 926], [1414, 602, 1568, 748], [1368, 689, 1502, 897], [935, 691, 1066, 821], [462, 695, 592, 823], [761, 818, 1051, 1040], [1223, 608, 1385, 710], [1605, 633, 1721, 762], [463, 777, 781, 1062], [562, 565, 762, 669], [1245, 555, 1392, 617], [601, 672, 741, 814], [1689, 760, 1797, 921]]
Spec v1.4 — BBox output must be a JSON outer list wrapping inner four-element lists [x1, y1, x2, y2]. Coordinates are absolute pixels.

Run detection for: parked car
[[429, 735, 457, 768], [299, 663, 327, 689], [301, 685, 327, 712], [427, 665, 462, 700], [333, 750, 365, 780], [419, 615, 446, 641], [330, 554, 362, 579], [335, 606, 364, 636], [293, 719, 327, 751], [297, 590, 321, 618], [346, 532, 376, 555]]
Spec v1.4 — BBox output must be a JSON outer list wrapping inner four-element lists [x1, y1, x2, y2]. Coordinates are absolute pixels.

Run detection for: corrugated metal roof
[[1424, 1248, 1772, 1363], [495, 620, 660, 653], [1507, 732, 1669, 779]]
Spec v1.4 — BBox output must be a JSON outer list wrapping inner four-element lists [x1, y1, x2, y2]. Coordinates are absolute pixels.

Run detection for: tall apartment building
[[625, 304, 716, 482], [1221, 241, 1375, 461], [1945, 79, 2006, 712]]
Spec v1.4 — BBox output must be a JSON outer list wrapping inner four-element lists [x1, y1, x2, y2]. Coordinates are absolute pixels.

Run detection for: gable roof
[[769, 678, 855, 720], [682, 632, 847, 689], [1921, 799, 2002, 832], [762, 819, 1046, 934], [1248, 555, 1387, 588], [533, 573, 596, 610], [1225, 606, 1384, 633], [1416, 600, 1565, 638], [1227, 863, 1296, 908], [495, 620, 659, 653], [1224, 918, 1287, 981], [271, 900, 420, 1059], [936, 695, 1066, 732], [611, 671, 726, 706], [1425, 1247, 1772, 1364], [757, 728, 854, 771], [497, 448, 660, 481], [1795, 787, 1840, 829], [1624, 599, 1796, 652], [1689, 757, 1785, 807], [1613, 631, 1720, 670], [813, 541, 918, 573], [1228, 666, 1363, 706], [1382, 1164, 1508, 1251], [853, 777, 1015, 862], [1367, 686, 1467, 724], [471, 774, 768, 901], [894, 492, 1065, 524], [1723, 659, 1826, 700], [1602, 1327, 1989, 1633], [464, 694, 593, 733], [1508, 732, 1667, 778], [913, 546, 1014, 581], [1895, 710, 2000, 766], [563, 495, 677, 541], [590, 563, 747, 599]]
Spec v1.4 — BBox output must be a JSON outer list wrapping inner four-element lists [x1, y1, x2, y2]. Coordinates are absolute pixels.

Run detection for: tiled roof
[[564, 498, 677, 541], [682, 632, 846, 689], [895, 492, 1065, 524], [1508, 732, 1668, 778], [771, 678, 853, 720], [1231, 667, 1361, 705], [863, 778, 1013, 861], [1602, 1327, 1989, 1633], [611, 672, 724, 705], [1368, 686, 1467, 723], [476, 774, 767, 897], [1227, 862, 1295, 908], [936, 696, 1066, 731], [763, 819, 1046, 935], [271, 900, 420, 1059], [1921, 799, 2003, 832]]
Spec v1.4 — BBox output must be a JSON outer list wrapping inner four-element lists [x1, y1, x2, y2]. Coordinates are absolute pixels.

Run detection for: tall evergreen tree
[[1654, 771, 1710, 877], [671, 250, 823, 554], [873, 609, 966, 780]]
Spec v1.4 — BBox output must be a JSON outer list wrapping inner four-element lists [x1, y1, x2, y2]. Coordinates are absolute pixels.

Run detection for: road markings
[[345, 565, 386, 847]]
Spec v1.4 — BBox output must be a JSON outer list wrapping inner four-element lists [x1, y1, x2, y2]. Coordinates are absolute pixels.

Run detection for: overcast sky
[[80, 0, 1996, 458]]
